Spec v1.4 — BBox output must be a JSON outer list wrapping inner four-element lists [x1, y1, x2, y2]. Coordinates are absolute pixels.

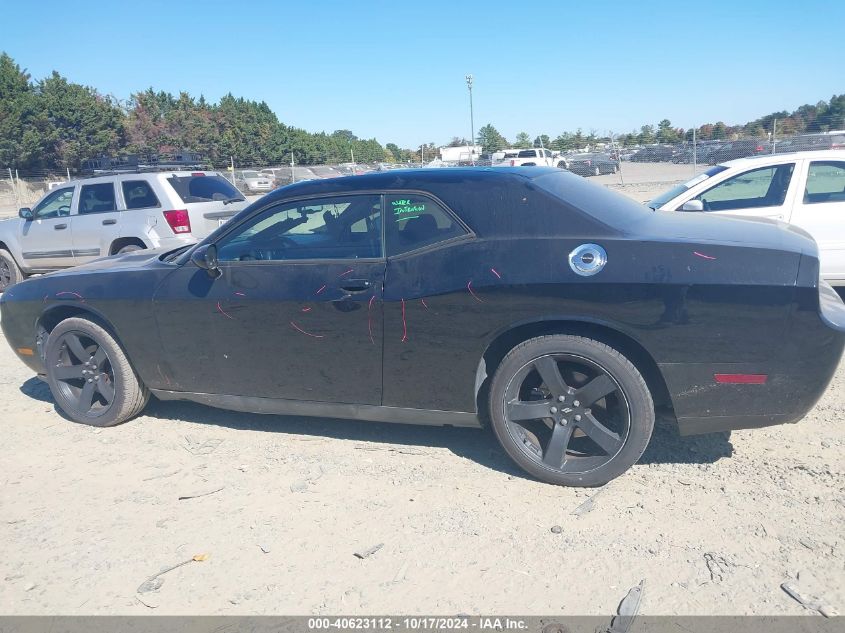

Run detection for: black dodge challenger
[[2, 167, 844, 486]]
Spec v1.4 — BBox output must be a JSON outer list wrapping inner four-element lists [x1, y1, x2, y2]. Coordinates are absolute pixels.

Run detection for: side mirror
[[19, 208, 33, 220], [681, 199, 704, 212], [191, 243, 220, 277]]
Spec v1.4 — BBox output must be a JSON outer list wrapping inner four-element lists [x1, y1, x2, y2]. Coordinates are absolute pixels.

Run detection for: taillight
[[510, 159, 516, 166], [755, 146, 764, 152], [585, 160, 592, 166], [163, 209, 191, 234]]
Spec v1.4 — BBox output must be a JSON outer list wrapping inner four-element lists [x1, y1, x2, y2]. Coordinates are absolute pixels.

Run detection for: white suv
[[0, 171, 250, 291]]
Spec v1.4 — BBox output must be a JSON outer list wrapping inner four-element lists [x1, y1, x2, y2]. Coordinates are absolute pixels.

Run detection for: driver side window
[[33, 187, 75, 219], [217, 194, 382, 262], [694, 164, 794, 211]]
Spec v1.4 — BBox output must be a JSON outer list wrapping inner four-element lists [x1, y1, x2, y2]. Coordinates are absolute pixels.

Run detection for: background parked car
[[0, 171, 248, 290], [708, 139, 771, 164], [234, 170, 273, 193], [775, 133, 845, 154], [647, 150, 845, 286], [566, 153, 619, 176], [630, 145, 678, 162]]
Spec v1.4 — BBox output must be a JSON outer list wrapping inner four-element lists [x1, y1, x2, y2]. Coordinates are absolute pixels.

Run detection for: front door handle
[[54, 223, 67, 230], [339, 279, 371, 293], [102, 219, 117, 225]]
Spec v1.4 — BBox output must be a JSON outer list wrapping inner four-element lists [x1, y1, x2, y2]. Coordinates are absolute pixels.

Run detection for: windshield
[[242, 171, 261, 178], [646, 166, 729, 209]]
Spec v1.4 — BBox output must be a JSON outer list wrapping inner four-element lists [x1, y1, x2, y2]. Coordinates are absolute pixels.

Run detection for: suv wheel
[[117, 244, 143, 255], [489, 335, 654, 486], [45, 317, 149, 427], [0, 248, 23, 292]]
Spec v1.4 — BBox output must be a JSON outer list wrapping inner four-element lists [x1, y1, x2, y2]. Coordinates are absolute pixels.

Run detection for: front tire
[[489, 335, 654, 486], [0, 248, 23, 292], [45, 317, 149, 427]]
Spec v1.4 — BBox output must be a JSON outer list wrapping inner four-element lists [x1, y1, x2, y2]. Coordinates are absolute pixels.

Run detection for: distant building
[[439, 145, 482, 163]]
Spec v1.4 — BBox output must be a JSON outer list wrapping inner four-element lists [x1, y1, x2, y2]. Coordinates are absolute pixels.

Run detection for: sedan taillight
[[163, 209, 191, 234]]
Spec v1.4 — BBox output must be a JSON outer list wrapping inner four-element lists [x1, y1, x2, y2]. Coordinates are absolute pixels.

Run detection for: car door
[[788, 159, 845, 283], [18, 185, 77, 270], [682, 162, 798, 220], [71, 181, 122, 263], [152, 193, 385, 404], [380, 191, 473, 411]]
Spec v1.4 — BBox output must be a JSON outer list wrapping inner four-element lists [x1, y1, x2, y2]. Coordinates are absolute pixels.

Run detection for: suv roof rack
[[78, 165, 211, 179]]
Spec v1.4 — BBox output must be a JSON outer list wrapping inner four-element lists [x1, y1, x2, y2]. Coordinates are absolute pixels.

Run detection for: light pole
[[465, 74, 475, 165]]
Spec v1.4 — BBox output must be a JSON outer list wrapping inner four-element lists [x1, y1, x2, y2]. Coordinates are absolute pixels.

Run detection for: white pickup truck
[[648, 150, 845, 285], [493, 148, 568, 169]]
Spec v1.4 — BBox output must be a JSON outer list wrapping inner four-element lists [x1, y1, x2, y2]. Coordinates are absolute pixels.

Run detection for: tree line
[[1, 52, 843, 172], [476, 95, 844, 154]]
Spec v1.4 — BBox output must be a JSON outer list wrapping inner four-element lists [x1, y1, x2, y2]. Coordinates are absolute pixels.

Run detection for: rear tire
[[116, 244, 143, 255], [0, 248, 23, 292], [489, 335, 654, 486], [45, 317, 149, 427]]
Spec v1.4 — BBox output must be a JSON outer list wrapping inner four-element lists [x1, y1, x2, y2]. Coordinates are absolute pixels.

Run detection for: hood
[[44, 246, 182, 277]]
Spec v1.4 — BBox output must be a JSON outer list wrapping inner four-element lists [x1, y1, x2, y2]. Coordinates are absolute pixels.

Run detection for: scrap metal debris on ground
[[781, 580, 838, 618], [354, 543, 384, 559], [604, 579, 645, 633]]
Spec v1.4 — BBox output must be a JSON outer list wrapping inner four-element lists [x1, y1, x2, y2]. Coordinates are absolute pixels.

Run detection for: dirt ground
[[1, 322, 843, 616]]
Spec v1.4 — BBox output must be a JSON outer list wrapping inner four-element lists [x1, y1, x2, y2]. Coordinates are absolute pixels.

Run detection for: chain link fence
[[2, 129, 843, 218]]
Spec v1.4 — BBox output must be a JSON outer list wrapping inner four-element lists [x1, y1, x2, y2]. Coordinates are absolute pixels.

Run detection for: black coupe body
[[3, 167, 844, 485]]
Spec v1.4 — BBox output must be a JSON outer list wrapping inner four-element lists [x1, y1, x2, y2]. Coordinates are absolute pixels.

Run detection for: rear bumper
[[665, 283, 845, 436]]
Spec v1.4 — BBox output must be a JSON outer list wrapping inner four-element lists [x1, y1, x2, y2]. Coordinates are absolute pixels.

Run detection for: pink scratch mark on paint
[[490, 267, 501, 279], [234, 291, 246, 296], [467, 280, 484, 303], [401, 298, 408, 342], [693, 251, 717, 260], [315, 284, 327, 294], [368, 295, 376, 345], [301, 306, 312, 312], [216, 301, 234, 320], [337, 268, 354, 278], [421, 298, 429, 309], [56, 291, 85, 302], [290, 321, 324, 338]]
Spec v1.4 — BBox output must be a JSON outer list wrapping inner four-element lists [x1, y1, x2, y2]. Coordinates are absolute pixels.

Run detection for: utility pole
[[772, 118, 777, 154], [692, 126, 697, 173], [420, 145, 424, 166], [350, 148, 355, 165], [290, 152, 296, 184], [465, 74, 475, 165]]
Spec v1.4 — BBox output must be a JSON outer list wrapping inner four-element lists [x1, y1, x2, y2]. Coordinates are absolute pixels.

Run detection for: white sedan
[[648, 150, 845, 286]]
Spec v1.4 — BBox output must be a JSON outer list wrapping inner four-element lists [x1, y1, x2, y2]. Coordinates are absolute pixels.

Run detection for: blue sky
[[2, 0, 842, 147]]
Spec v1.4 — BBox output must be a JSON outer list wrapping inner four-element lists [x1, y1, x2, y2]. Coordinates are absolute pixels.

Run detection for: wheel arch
[[37, 305, 131, 367], [109, 237, 147, 255], [475, 318, 672, 425]]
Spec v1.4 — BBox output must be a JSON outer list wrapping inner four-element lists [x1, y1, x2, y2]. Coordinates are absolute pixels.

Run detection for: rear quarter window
[[166, 174, 241, 203], [122, 180, 160, 210]]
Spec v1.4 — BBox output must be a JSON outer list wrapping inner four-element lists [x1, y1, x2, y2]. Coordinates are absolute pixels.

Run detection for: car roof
[[720, 149, 845, 168], [63, 170, 221, 187]]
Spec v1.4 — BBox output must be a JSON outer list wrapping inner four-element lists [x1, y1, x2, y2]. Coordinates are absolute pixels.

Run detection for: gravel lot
[[1, 162, 842, 616]]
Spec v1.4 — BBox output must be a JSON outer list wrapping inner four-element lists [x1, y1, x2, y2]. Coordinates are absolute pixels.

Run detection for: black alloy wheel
[[45, 317, 149, 426], [490, 335, 654, 486], [49, 330, 116, 419]]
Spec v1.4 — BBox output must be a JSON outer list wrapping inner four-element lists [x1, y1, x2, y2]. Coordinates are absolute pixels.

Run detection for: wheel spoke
[[543, 423, 574, 467], [64, 334, 89, 363], [508, 400, 553, 422], [533, 356, 568, 395], [575, 374, 616, 407], [53, 365, 85, 381], [97, 375, 115, 404], [78, 381, 97, 411], [576, 412, 623, 454], [92, 347, 107, 367]]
